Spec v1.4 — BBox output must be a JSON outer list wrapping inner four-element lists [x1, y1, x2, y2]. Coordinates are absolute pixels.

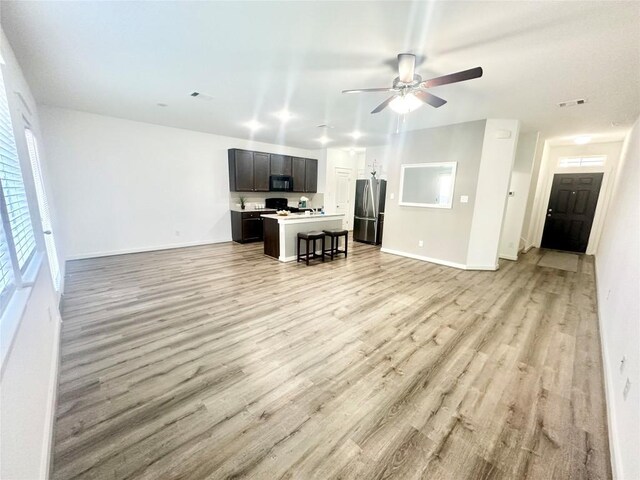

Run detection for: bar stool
[[323, 229, 348, 260], [297, 231, 325, 265]]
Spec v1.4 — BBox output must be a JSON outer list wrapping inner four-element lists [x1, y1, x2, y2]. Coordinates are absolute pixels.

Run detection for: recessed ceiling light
[[318, 136, 332, 145], [350, 131, 363, 140], [245, 120, 264, 132], [274, 110, 294, 122], [574, 135, 591, 145]]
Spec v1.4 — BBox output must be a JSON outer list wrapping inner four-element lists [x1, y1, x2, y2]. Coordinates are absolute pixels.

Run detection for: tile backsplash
[[229, 192, 324, 210]]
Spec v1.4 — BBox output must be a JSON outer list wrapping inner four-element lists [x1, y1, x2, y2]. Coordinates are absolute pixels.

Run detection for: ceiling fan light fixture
[[389, 93, 424, 114]]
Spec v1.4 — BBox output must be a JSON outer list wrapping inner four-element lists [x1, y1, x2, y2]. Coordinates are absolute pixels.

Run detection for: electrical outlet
[[418, 240, 424, 247], [390, 193, 395, 200], [623, 378, 631, 400], [460, 195, 469, 203]]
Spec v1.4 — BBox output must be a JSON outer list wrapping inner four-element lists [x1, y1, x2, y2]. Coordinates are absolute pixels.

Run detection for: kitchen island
[[262, 213, 345, 262]]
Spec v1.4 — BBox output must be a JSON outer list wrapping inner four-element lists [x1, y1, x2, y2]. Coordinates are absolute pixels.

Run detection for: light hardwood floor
[[52, 241, 611, 479]]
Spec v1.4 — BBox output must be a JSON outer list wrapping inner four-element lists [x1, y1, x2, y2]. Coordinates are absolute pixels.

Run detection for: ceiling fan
[[342, 53, 483, 114]]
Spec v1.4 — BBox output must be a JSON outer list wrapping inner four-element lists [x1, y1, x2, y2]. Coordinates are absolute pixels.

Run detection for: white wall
[[595, 117, 639, 480], [0, 29, 62, 480], [467, 119, 520, 269], [527, 139, 623, 255], [499, 131, 539, 260], [364, 146, 390, 180], [39, 106, 320, 260], [380, 120, 487, 268]]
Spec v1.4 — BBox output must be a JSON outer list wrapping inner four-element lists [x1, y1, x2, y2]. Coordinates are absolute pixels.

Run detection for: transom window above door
[[558, 155, 606, 168]]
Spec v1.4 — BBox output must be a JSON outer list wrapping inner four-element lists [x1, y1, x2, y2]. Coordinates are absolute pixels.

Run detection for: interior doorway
[[541, 172, 603, 253], [334, 167, 352, 230], [24, 128, 61, 290]]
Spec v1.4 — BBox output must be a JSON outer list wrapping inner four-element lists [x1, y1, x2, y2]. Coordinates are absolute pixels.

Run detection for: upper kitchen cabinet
[[228, 149, 269, 192], [253, 152, 270, 191], [305, 158, 318, 193], [270, 154, 291, 176], [292, 157, 318, 193], [291, 157, 306, 192], [228, 149, 318, 192]]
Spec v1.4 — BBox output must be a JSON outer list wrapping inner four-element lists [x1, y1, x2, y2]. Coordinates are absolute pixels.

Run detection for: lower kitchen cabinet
[[231, 210, 276, 243]]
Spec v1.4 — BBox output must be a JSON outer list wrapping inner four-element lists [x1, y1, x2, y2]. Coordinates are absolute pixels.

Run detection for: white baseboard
[[40, 312, 62, 480], [594, 262, 621, 479], [466, 263, 500, 271], [66, 238, 232, 261], [381, 248, 500, 271], [499, 253, 519, 261], [381, 248, 464, 270]]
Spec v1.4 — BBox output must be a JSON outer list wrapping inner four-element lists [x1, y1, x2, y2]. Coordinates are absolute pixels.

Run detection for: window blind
[[0, 69, 36, 272]]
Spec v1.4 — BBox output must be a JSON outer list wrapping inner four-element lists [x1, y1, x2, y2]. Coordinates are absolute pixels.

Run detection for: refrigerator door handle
[[362, 181, 368, 214], [371, 180, 377, 218]]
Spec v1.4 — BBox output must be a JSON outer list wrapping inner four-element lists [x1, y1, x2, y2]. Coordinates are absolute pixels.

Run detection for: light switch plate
[[460, 195, 469, 203]]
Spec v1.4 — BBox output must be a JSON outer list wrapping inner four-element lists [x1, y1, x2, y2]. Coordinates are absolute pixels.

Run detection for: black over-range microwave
[[269, 175, 293, 192]]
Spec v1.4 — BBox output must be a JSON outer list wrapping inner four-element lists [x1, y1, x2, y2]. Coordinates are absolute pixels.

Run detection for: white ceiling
[[2, 1, 639, 149]]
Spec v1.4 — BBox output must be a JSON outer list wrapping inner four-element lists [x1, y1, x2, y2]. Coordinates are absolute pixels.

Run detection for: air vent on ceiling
[[190, 91, 215, 101], [557, 98, 587, 108]]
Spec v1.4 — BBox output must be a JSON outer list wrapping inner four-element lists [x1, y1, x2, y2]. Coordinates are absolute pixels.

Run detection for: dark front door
[[541, 172, 603, 253]]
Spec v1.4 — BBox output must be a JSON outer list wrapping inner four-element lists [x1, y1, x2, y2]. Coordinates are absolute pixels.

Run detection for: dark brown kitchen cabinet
[[291, 157, 318, 193], [228, 149, 317, 193], [253, 153, 270, 191], [228, 149, 270, 192], [229, 149, 254, 191], [231, 209, 276, 243], [270, 154, 291, 176], [291, 157, 307, 192], [305, 159, 318, 193]]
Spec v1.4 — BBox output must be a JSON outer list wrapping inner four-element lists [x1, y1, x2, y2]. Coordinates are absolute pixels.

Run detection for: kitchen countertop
[[230, 207, 277, 213], [261, 212, 345, 223]]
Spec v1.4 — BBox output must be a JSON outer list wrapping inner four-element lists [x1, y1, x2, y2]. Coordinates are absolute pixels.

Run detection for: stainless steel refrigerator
[[354, 177, 386, 244]]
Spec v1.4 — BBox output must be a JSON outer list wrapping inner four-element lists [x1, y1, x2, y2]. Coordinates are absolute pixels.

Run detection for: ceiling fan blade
[[342, 87, 395, 94], [420, 66, 483, 88], [371, 95, 397, 114], [397, 53, 416, 83], [414, 90, 447, 108]]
